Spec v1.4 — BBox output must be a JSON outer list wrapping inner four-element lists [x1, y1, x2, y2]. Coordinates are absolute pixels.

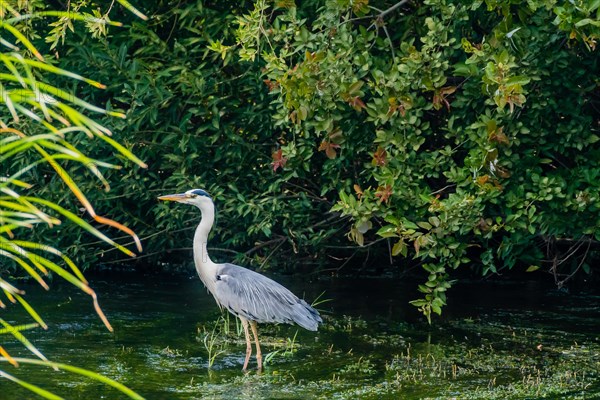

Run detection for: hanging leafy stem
[[1, 1, 146, 398]]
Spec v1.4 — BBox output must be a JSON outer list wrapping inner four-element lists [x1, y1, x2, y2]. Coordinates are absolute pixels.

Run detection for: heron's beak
[[158, 193, 187, 202]]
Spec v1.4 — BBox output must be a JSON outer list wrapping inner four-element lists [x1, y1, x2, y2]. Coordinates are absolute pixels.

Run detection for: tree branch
[[378, 0, 410, 19]]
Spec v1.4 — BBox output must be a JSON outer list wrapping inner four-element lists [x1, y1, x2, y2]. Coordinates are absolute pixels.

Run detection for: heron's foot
[[241, 364, 261, 374]]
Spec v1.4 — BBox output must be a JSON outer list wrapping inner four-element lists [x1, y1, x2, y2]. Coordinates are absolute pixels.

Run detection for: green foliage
[[228, 0, 600, 321], [31, 0, 599, 323], [1, 1, 144, 397], [49, 0, 351, 273]]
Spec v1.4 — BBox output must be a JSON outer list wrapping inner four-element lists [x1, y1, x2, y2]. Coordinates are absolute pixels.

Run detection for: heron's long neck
[[193, 203, 218, 294]]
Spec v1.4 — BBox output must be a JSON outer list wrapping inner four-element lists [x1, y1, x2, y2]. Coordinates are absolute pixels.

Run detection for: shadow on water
[[2, 271, 599, 399]]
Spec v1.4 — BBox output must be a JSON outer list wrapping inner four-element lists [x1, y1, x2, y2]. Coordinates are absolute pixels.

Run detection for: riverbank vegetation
[[36, 0, 599, 319], [1, 1, 599, 395], [0, 0, 600, 397]]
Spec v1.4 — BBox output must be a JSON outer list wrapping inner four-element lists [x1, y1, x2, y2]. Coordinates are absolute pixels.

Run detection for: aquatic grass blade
[[22, 252, 91, 294], [9, 241, 88, 284], [54, 102, 112, 135], [0, 278, 23, 296], [97, 134, 148, 168], [0, 54, 26, 87], [0, 37, 20, 51], [116, 0, 148, 20], [35, 140, 114, 190], [0, 238, 51, 274], [0, 23, 44, 61], [0, 323, 39, 335], [10, 296, 48, 330], [0, 74, 123, 117], [23, 197, 136, 257], [0, 195, 59, 227], [17, 58, 106, 88], [0, 346, 18, 367], [0, 245, 114, 332], [2, 289, 16, 304], [0, 6, 146, 396], [1, 358, 145, 399], [0, 82, 18, 121], [0, 224, 19, 234], [5, 11, 123, 27], [26, 145, 142, 254], [0, 319, 49, 363], [0, 369, 63, 399], [0, 133, 60, 156], [0, 249, 49, 290], [0, 177, 31, 188]]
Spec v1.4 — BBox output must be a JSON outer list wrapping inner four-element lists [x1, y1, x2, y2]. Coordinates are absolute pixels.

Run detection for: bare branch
[[379, 0, 411, 19]]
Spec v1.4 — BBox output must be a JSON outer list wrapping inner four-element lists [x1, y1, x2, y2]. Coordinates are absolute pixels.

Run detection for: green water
[[2, 273, 599, 399]]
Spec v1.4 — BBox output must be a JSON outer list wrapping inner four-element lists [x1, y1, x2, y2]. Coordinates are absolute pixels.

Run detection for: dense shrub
[[39, 0, 600, 320]]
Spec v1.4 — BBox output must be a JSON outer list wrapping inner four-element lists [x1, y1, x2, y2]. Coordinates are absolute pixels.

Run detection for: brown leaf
[[439, 86, 457, 96], [433, 86, 456, 111], [414, 236, 421, 256], [271, 148, 288, 171], [496, 165, 511, 178], [476, 175, 490, 185], [375, 185, 393, 203], [263, 79, 279, 92], [489, 126, 509, 145], [353, 184, 364, 199], [318, 141, 341, 159], [372, 146, 387, 166], [348, 96, 366, 112]]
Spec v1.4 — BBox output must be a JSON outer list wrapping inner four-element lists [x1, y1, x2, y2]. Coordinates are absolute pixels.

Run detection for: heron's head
[[158, 189, 213, 209]]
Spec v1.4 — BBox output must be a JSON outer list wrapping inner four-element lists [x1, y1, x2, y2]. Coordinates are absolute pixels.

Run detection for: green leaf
[[409, 299, 427, 307], [453, 62, 477, 77], [526, 265, 540, 272], [428, 216, 440, 227], [417, 221, 432, 230], [391, 240, 406, 256], [505, 76, 531, 86], [377, 225, 398, 238], [402, 220, 419, 230], [575, 18, 600, 27]]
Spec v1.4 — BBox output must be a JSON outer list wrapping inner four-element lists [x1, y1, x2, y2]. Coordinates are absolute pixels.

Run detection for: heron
[[158, 189, 322, 371]]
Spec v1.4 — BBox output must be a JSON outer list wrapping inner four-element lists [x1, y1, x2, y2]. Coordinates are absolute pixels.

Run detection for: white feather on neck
[[192, 200, 218, 297]]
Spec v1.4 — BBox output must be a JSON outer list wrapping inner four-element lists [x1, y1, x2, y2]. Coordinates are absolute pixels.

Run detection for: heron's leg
[[250, 321, 262, 371], [240, 317, 252, 371]]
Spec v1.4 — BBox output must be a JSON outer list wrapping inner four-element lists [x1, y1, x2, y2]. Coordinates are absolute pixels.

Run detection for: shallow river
[[2, 271, 599, 399]]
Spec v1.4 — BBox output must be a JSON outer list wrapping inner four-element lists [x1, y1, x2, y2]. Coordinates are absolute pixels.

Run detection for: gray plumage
[[215, 263, 321, 331], [158, 188, 323, 370]]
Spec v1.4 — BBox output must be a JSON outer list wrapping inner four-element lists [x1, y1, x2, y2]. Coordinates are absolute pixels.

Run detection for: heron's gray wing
[[214, 263, 322, 331]]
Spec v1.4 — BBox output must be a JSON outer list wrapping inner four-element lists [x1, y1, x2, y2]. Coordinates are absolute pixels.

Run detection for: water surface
[[2, 272, 599, 399]]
